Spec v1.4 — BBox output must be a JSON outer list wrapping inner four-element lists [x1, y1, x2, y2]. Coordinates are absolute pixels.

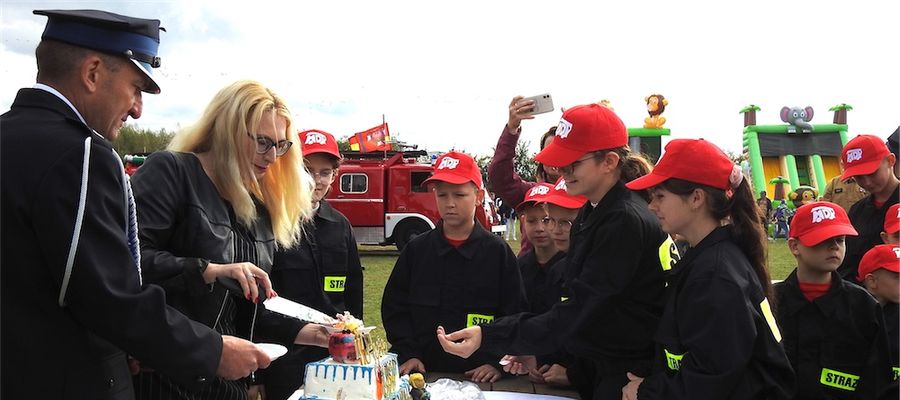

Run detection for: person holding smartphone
[[488, 95, 560, 254]]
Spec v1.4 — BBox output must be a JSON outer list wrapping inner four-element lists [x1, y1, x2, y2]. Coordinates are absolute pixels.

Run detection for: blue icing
[[342, 364, 348, 380]]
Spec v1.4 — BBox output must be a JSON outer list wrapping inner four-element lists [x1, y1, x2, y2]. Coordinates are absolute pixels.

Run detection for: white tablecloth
[[287, 390, 574, 400]]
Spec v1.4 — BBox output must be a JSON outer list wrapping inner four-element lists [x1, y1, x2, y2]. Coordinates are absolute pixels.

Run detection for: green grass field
[[359, 238, 796, 345]]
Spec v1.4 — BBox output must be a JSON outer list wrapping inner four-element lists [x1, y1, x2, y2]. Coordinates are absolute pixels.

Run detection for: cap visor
[[535, 141, 589, 168], [625, 172, 669, 191], [304, 148, 342, 160], [840, 160, 880, 180], [422, 173, 474, 188], [130, 59, 160, 94], [542, 194, 586, 209], [515, 200, 538, 213], [797, 225, 859, 246]]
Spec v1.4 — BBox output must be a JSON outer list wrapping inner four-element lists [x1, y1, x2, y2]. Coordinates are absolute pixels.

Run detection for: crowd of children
[[371, 99, 900, 400]]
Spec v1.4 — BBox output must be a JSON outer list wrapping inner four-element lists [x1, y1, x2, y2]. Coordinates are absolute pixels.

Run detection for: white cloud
[[2, 0, 897, 156]]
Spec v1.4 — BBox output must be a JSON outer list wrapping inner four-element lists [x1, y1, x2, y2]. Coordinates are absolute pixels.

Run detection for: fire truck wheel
[[395, 220, 431, 251]]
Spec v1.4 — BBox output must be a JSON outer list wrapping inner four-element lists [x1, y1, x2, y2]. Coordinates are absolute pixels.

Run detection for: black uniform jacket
[[774, 270, 892, 399], [0, 88, 220, 399], [839, 188, 900, 282], [265, 200, 364, 388], [482, 182, 669, 370], [272, 200, 363, 318], [517, 249, 566, 315], [638, 226, 795, 400], [885, 302, 899, 372], [382, 221, 527, 372]]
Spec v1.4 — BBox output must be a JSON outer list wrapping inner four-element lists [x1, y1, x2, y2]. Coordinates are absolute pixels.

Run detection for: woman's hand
[[542, 364, 570, 387], [500, 354, 536, 375], [465, 364, 502, 383], [528, 364, 550, 383], [203, 262, 275, 303], [507, 96, 536, 134], [436, 325, 482, 358]]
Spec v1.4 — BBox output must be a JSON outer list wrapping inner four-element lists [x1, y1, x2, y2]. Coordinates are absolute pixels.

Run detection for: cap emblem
[[811, 206, 836, 223], [529, 186, 550, 196], [846, 148, 863, 163], [305, 132, 327, 145], [554, 179, 567, 191], [438, 157, 460, 170], [556, 118, 573, 139]]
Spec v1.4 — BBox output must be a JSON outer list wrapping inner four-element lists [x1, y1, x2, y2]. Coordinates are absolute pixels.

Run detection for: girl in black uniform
[[382, 151, 527, 383], [621, 138, 795, 400], [438, 104, 673, 399]]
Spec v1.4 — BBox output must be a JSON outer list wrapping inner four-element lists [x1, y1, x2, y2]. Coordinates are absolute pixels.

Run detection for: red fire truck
[[327, 150, 504, 250]]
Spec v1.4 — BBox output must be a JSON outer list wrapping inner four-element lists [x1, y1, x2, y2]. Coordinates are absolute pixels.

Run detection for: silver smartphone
[[522, 93, 554, 115]]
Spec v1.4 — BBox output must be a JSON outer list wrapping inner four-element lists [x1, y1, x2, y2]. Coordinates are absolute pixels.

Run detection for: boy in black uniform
[[775, 201, 892, 399], [382, 151, 527, 383], [515, 183, 565, 315], [858, 244, 900, 384], [837, 135, 900, 282], [266, 129, 364, 400]]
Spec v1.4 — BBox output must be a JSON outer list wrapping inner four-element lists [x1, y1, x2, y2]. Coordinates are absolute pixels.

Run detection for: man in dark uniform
[[836, 134, 900, 282], [266, 129, 364, 400], [1, 9, 269, 399]]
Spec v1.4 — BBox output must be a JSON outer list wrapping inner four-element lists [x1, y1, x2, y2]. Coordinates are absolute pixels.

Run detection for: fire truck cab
[[327, 150, 504, 250]]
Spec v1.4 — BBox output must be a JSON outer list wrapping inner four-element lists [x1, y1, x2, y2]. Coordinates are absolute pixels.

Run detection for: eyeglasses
[[248, 133, 292, 157], [308, 169, 335, 180], [551, 153, 597, 175], [541, 217, 574, 231]]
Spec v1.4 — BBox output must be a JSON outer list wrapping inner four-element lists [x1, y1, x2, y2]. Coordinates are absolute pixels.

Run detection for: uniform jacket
[[482, 182, 669, 370], [382, 222, 527, 372], [638, 226, 795, 400], [775, 270, 892, 399], [839, 188, 900, 282], [265, 200, 364, 390], [821, 176, 867, 213], [271, 200, 363, 318], [0, 88, 220, 399], [131, 151, 306, 396], [517, 249, 566, 315]]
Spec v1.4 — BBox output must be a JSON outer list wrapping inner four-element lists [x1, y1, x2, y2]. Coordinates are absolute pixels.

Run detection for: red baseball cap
[[840, 135, 891, 180], [789, 201, 858, 246], [534, 104, 627, 167], [885, 203, 900, 234], [422, 151, 483, 189], [300, 129, 341, 159], [626, 139, 738, 191], [857, 244, 900, 281], [515, 183, 554, 212], [542, 177, 588, 209]]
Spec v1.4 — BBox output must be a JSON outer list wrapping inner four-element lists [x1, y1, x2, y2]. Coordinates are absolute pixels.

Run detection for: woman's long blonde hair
[[168, 80, 313, 248]]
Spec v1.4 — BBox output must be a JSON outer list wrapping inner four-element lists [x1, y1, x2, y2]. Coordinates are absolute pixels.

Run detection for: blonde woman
[[131, 80, 326, 399]]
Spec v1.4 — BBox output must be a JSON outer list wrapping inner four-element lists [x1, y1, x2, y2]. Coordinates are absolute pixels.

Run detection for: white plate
[[256, 343, 288, 361]]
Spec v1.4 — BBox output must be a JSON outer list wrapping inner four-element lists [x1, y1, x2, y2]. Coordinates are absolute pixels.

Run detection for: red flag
[[348, 123, 391, 153]]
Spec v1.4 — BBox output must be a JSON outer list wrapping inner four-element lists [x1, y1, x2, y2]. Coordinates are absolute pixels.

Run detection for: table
[[288, 372, 580, 399]]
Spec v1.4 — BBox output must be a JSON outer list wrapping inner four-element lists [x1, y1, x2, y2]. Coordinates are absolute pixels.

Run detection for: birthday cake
[[300, 313, 409, 400]]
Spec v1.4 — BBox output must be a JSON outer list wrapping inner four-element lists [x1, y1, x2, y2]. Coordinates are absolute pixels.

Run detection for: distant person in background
[[506, 207, 518, 240], [488, 95, 560, 254], [837, 134, 900, 282], [757, 191, 773, 238], [822, 159, 868, 213], [773, 201, 792, 239], [888, 126, 899, 178]]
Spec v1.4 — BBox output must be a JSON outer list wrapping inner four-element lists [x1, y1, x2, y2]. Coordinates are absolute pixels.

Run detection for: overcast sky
[[2, 0, 897, 156]]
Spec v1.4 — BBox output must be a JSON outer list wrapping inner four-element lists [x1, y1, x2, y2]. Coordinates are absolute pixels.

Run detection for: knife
[[216, 277, 336, 325]]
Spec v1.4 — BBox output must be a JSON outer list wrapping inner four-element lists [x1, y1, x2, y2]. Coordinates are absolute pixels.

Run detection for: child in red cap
[[774, 201, 892, 398], [437, 104, 673, 399], [881, 203, 900, 245], [621, 138, 794, 399], [266, 129, 364, 399], [382, 151, 526, 383], [858, 244, 900, 384], [838, 134, 900, 282], [514, 183, 563, 317]]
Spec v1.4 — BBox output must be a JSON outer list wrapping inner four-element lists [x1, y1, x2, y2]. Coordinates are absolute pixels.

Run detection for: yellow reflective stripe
[[664, 349, 684, 371], [323, 276, 346, 292], [892, 366, 899, 381], [658, 236, 680, 272], [820, 368, 859, 391], [466, 313, 494, 328], [759, 298, 782, 342], [560, 296, 569, 302]]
